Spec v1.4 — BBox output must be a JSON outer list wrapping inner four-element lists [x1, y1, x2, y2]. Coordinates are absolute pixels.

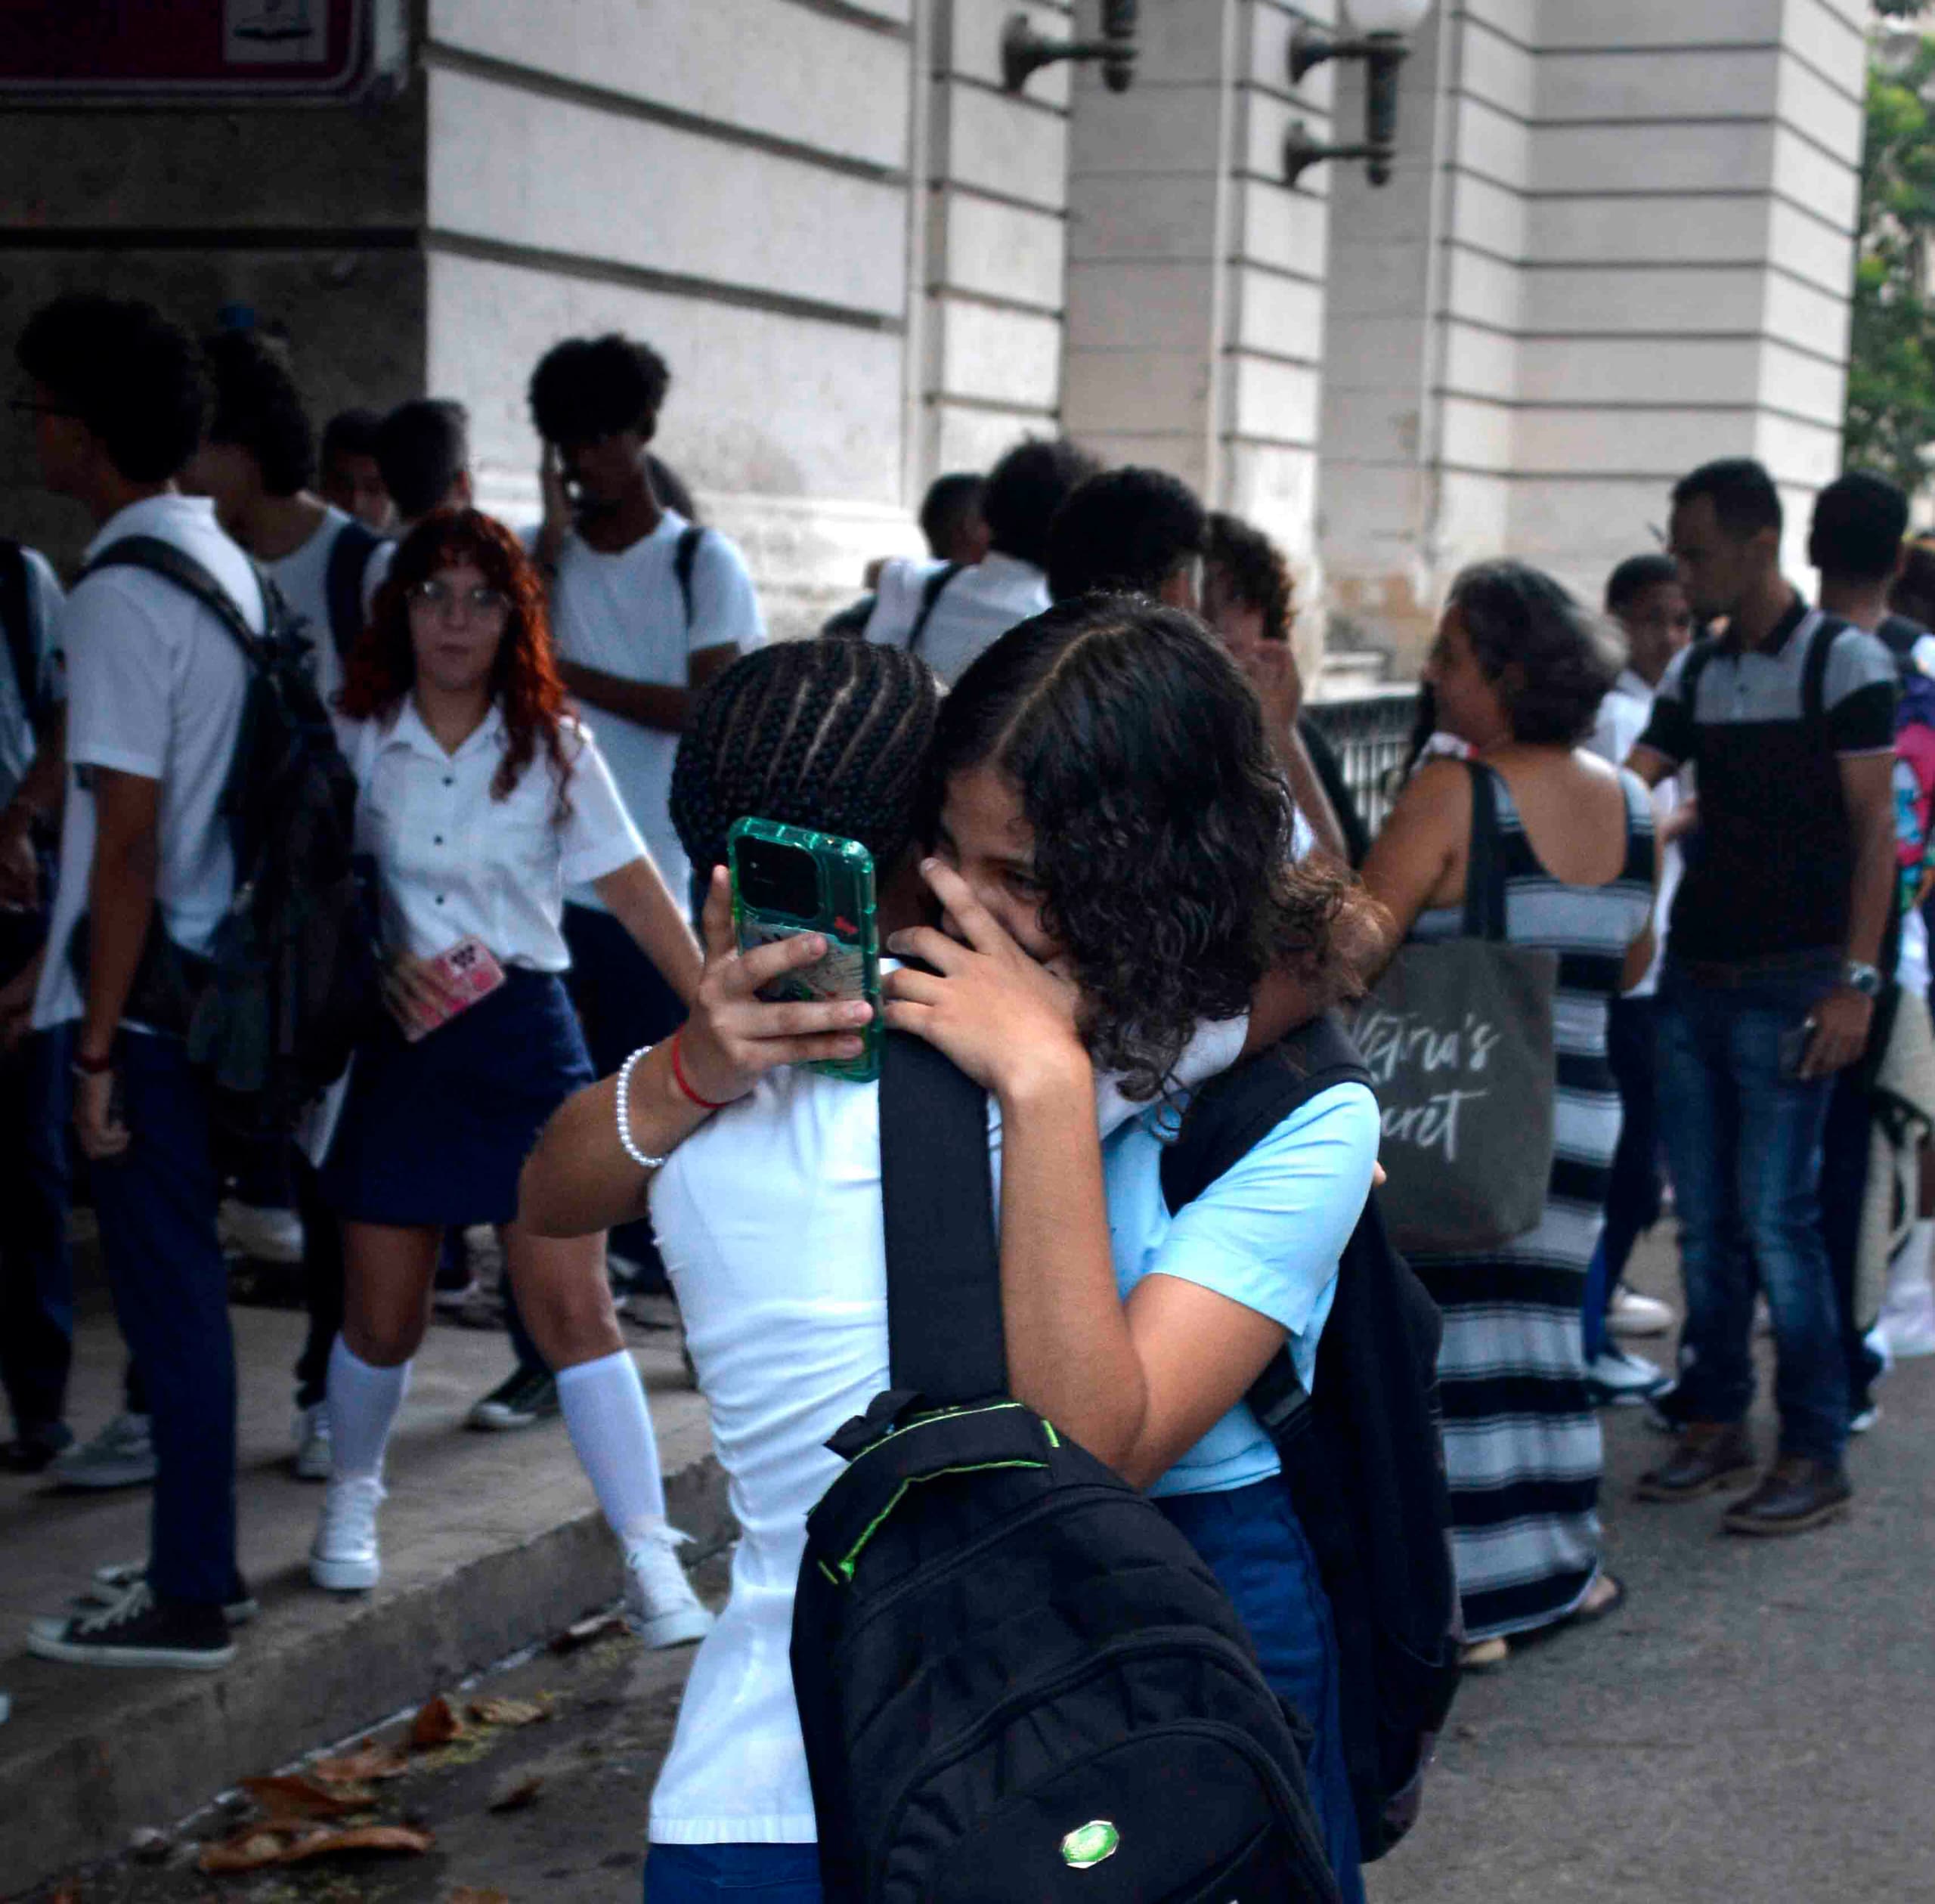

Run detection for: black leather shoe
[[1723, 1456, 1852, 1536], [1636, 1421, 1756, 1501]]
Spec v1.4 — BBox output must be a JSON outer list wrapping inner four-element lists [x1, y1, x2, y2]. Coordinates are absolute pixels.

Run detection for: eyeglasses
[[407, 579, 511, 619]]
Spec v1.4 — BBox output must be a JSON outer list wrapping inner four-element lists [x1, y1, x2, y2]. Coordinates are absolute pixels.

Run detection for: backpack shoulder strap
[[1461, 757, 1506, 941], [1801, 608, 1840, 732], [878, 1027, 1005, 1405], [674, 524, 707, 629], [906, 562, 965, 659], [81, 535, 266, 664], [0, 537, 36, 723], [324, 518, 382, 658]]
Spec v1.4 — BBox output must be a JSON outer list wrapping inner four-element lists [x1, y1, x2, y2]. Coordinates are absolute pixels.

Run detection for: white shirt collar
[[975, 552, 1047, 595], [84, 491, 221, 562], [381, 695, 507, 765], [1614, 667, 1652, 701]]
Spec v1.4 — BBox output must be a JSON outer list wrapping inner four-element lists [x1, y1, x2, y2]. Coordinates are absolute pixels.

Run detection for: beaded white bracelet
[[614, 1045, 672, 1171]]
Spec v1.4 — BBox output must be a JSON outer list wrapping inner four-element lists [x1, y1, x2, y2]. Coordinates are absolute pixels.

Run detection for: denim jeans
[[1655, 961, 1849, 1466], [644, 1843, 822, 1901], [0, 1023, 73, 1438], [90, 1030, 239, 1607]]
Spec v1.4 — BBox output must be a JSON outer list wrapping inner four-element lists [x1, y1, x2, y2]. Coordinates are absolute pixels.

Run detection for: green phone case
[[728, 816, 881, 1084]]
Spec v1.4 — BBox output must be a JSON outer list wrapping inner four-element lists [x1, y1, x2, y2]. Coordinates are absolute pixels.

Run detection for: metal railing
[[1304, 688, 1422, 841]]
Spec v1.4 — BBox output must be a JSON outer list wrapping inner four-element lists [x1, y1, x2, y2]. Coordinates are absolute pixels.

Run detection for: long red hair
[[338, 507, 571, 806]]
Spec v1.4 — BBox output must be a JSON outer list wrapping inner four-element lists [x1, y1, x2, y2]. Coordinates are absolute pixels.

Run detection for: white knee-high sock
[[327, 1338, 411, 1481], [556, 1349, 667, 1546]]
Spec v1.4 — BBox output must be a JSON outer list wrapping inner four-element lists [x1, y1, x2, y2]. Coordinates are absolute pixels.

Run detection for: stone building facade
[[0, 0, 1872, 679]]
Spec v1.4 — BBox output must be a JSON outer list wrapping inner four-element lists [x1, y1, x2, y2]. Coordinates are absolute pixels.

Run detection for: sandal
[[1460, 1636, 1509, 1670], [1565, 1571, 1626, 1628]]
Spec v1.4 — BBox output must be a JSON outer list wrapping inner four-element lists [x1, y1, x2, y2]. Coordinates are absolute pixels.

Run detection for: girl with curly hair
[[309, 508, 713, 1650], [879, 596, 1385, 1900]]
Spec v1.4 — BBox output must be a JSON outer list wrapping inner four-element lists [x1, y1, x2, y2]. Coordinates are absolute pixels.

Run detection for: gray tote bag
[[1348, 761, 1557, 1256]]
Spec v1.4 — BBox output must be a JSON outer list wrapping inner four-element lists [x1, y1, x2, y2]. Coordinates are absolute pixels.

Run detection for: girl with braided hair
[[307, 509, 714, 1652], [522, 634, 1283, 1902]]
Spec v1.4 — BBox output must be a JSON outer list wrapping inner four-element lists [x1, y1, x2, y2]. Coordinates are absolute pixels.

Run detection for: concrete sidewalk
[[0, 1261, 725, 1892]]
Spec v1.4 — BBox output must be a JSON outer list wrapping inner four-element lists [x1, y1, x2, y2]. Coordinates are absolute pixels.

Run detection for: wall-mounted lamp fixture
[[1002, 1, 1138, 95], [1282, 0, 1433, 187]]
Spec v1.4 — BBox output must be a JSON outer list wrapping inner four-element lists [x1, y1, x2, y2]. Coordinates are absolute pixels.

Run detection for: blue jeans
[[0, 1024, 73, 1438], [1585, 995, 1664, 1362], [1655, 961, 1849, 1466], [90, 1030, 239, 1607], [1156, 1476, 1365, 1904], [644, 1844, 821, 1901]]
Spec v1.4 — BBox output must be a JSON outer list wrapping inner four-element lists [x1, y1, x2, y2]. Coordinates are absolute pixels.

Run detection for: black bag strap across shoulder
[[324, 517, 383, 658], [673, 522, 707, 629], [0, 537, 38, 726], [81, 534, 270, 665], [906, 562, 965, 661], [877, 1028, 1005, 1405], [1460, 757, 1506, 942]]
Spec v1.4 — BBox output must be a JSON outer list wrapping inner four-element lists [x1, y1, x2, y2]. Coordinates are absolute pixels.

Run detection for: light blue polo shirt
[[1104, 1080, 1379, 1498]]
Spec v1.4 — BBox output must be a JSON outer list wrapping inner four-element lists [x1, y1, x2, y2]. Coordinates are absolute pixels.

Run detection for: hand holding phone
[[389, 936, 507, 1042]]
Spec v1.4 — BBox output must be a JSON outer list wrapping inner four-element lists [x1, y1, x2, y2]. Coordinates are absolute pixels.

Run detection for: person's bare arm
[[559, 643, 739, 735], [1355, 759, 1470, 980], [519, 870, 875, 1236], [593, 855, 704, 1006], [73, 766, 161, 1158], [1803, 751, 1896, 1078], [1277, 723, 1349, 865], [1623, 742, 1674, 790]]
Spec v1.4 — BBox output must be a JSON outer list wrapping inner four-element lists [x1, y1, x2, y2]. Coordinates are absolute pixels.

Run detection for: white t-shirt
[[1588, 667, 1683, 999], [541, 512, 763, 906], [336, 700, 646, 973], [646, 1008, 1247, 1846], [0, 544, 64, 804], [33, 494, 259, 1030], [861, 551, 1051, 687], [264, 505, 390, 704]]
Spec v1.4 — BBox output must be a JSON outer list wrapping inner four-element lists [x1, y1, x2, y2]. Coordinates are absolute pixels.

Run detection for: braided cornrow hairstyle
[[669, 638, 940, 882]]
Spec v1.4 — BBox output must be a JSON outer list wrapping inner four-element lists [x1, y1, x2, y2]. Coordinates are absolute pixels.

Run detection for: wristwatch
[[1842, 960, 1884, 999]]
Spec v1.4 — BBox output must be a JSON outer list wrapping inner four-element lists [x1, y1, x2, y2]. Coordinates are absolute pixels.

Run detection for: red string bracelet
[[670, 1030, 732, 1112]]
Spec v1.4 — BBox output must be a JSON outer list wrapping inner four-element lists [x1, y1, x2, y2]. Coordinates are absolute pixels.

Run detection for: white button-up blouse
[[336, 699, 648, 972]]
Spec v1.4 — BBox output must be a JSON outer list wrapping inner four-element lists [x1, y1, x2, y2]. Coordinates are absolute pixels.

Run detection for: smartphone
[[404, 935, 507, 1044], [728, 816, 881, 1083]]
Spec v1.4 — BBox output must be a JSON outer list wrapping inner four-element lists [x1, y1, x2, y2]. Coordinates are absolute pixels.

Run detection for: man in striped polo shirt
[[1627, 457, 1897, 1537]]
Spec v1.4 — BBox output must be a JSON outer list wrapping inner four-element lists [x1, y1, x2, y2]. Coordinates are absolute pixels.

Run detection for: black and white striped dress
[[1408, 763, 1655, 1642]]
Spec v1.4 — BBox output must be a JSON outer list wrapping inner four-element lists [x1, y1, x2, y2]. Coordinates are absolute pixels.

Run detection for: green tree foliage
[[1847, 25, 1935, 492]]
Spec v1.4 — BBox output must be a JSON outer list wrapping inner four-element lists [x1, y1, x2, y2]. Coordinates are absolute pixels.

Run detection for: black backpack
[[791, 1032, 1340, 1904], [75, 536, 379, 1144], [0, 537, 45, 728], [322, 515, 386, 660], [1160, 1015, 1461, 1862], [819, 560, 962, 651]]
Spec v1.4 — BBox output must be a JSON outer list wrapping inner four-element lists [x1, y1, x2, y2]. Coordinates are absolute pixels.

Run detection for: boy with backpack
[[17, 293, 264, 1668]]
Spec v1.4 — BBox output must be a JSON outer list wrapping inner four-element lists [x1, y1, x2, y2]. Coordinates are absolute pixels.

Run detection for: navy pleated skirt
[[320, 968, 593, 1228]]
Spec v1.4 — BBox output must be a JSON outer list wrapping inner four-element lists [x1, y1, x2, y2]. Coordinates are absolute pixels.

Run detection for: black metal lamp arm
[[1002, 3, 1139, 95]]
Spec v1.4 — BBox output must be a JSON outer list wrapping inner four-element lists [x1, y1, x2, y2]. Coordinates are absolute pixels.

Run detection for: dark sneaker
[[466, 1367, 559, 1432], [26, 1578, 235, 1670], [1586, 1346, 1672, 1408], [1643, 1380, 1695, 1436], [1, 1423, 74, 1474], [1723, 1456, 1853, 1537], [82, 1560, 259, 1627], [48, 1411, 156, 1490], [1636, 1421, 1757, 1501]]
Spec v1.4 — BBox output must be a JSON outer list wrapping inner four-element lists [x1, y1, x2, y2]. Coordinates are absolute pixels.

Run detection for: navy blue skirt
[[320, 969, 593, 1228]]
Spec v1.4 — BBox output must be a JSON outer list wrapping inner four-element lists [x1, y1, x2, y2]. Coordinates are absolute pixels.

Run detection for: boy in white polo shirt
[[528, 333, 763, 1292], [18, 294, 255, 1670]]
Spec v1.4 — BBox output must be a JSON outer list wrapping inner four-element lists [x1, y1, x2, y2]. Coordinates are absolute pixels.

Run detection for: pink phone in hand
[[404, 935, 506, 1042]]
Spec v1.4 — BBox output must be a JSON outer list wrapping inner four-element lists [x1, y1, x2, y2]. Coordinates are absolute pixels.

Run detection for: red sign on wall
[[0, 1, 377, 99]]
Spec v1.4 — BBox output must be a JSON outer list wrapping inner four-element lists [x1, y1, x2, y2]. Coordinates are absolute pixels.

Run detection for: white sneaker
[[293, 1404, 333, 1481], [1878, 1284, 1935, 1360], [48, 1413, 156, 1491], [1606, 1286, 1674, 1339], [1586, 1345, 1672, 1407], [218, 1200, 304, 1265], [622, 1526, 714, 1649], [309, 1475, 384, 1591]]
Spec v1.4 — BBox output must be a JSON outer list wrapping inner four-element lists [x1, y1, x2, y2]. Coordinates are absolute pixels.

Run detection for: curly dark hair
[[671, 638, 940, 881], [16, 293, 206, 485], [375, 398, 469, 521], [338, 509, 573, 810], [203, 329, 315, 496], [1206, 512, 1296, 642], [1892, 537, 1935, 630], [528, 333, 670, 445], [982, 438, 1101, 571], [1447, 560, 1624, 748], [1045, 466, 1207, 602], [933, 598, 1382, 1099]]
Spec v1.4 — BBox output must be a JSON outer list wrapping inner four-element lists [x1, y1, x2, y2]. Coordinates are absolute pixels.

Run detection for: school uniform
[[321, 701, 646, 1227]]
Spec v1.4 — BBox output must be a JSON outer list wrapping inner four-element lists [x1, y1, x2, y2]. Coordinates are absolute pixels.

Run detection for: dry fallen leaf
[[410, 1695, 465, 1749], [449, 1890, 509, 1904], [468, 1695, 550, 1728], [311, 1739, 409, 1784], [200, 1820, 434, 1873], [487, 1773, 543, 1814], [240, 1774, 369, 1820], [48, 1887, 80, 1904]]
